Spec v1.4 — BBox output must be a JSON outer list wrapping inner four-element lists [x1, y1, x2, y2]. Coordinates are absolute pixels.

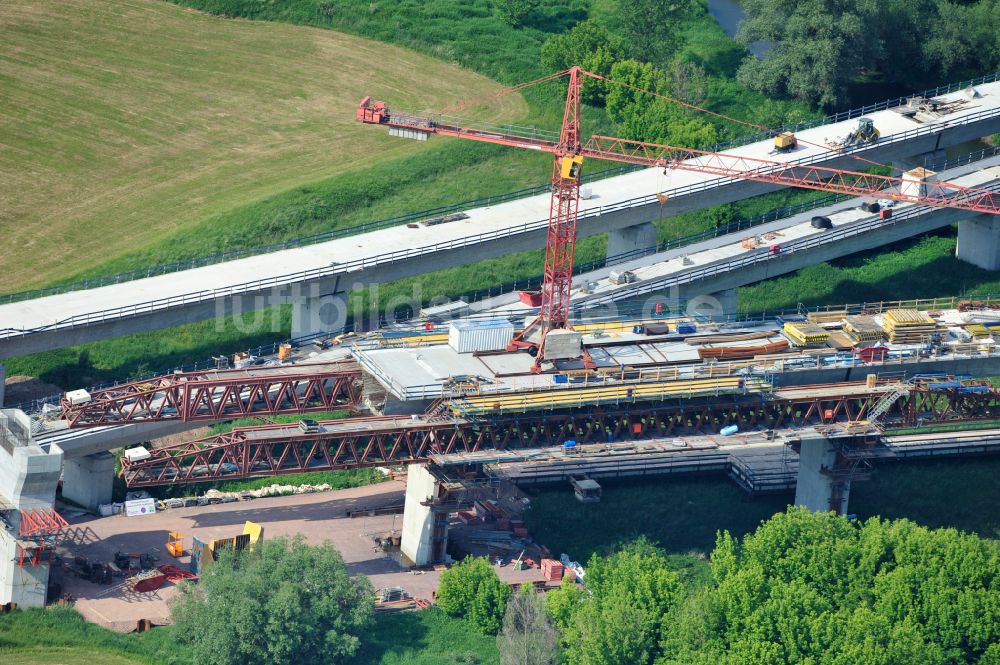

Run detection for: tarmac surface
[[57, 480, 544, 631]]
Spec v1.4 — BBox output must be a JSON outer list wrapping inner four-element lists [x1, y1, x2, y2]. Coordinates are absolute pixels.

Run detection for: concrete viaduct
[[2, 79, 1000, 363]]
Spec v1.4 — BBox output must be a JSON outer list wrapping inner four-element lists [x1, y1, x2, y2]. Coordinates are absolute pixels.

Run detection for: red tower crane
[[357, 67, 1000, 371]]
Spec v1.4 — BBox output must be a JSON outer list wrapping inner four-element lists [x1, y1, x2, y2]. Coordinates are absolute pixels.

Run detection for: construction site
[[2, 55, 1000, 642]]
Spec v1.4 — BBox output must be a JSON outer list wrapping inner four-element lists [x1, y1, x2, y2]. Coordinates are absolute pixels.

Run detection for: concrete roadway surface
[[3, 78, 1000, 358], [58, 480, 543, 632]]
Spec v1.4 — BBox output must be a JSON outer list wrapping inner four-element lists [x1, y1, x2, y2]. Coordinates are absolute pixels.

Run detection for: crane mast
[[356, 67, 1000, 371]]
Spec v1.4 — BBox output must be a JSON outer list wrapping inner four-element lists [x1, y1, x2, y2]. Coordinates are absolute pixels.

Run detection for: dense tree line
[[543, 508, 999, 665], [737, 0, 1000, 107]]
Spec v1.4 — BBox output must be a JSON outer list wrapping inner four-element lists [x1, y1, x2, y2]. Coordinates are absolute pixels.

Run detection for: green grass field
[[0, 0, 525, 292], [0, 604, 496, 665]]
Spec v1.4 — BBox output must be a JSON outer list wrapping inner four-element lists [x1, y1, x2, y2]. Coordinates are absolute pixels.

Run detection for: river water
[[707, 0, 770, 58]]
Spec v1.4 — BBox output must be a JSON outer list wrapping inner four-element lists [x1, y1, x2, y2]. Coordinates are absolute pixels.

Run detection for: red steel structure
[[18, 507, 68, 538], [357, 67, 1000, 368], [61, 362, 362, 427], [120, 378, 1000, 487]]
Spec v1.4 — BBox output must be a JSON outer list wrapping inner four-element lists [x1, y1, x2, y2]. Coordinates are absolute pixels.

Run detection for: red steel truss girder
[[61, 362, 362, 427], [120, 382, 1000, 486], [18, 507, 68, 537]]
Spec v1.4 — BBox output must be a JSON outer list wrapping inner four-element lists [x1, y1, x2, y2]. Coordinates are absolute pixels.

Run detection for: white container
[[448, 319, 515, 353], [124, 446, 152, 463], [543, 330, 583, 359], [64, 389, 92, 406]]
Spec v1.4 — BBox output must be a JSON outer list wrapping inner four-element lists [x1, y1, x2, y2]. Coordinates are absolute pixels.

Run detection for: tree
[[605, 60, 718, 149], [494, 0, 539, 28], [540, 20, 625, 104], [171, 536, 373, 665], [560, 539, 684, 665], [498, 584, 560, 665], [659, 508, 1000, 665], [617, 0, 695, 66], [437, 556, 513, 634], [736, 0, 875, 107]]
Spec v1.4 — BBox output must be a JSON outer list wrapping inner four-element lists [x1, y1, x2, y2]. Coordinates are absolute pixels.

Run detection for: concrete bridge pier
[[794, 434, 851, 515], [685, 288, 739, 320], [60, 452, 115, 512], [956, 213, 1000, 270], [290, 290, 349, 340], [400, 464, 450, 566], [0, 409, 64, 608], [606, 222, 657, 265]]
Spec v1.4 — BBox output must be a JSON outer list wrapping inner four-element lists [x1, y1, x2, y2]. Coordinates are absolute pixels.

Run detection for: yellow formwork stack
[[966, 323, 991, 339], [882, 309, 936, 343], [782, 321, 831, 347], [843, 315, 885, 344]]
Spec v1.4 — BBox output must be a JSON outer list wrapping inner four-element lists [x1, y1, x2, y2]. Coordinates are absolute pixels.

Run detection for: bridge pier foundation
[[606, 222, 657, 265], [956, 213, 1000, 270], [0, 410, 63, 608], [291, 291, 348, 341], [794, 434, 851, 515], [60, 452, 115, 512], [400, 464, 450, 566]]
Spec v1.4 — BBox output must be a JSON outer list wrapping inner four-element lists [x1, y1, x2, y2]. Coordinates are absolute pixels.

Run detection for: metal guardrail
[[3, 70, 997, 308], [574, 179, 1000, 307], [6, 102, 1000, 341]]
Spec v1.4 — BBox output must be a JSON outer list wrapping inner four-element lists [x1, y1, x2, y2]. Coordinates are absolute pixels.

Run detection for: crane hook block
[[561, 154, 584, 180]]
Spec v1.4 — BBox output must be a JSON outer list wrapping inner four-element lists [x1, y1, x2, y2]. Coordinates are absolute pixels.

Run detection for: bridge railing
[[4, 71, 997, 307], [574, 180, 1000, 307], [7, 106, 1000, 342]]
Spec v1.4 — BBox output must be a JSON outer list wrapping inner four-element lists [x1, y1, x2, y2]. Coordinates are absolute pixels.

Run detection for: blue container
[[677, 323, 696, 334], [563, 440, 577, 449], [553, 374, 568, 384], [633, 325, 645, 334], [720, 425, 739, 436]]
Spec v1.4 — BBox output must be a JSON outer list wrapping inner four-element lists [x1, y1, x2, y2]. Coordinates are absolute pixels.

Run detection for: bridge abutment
[[60, 451, 115, 512], [400, 464, 449, 566], [956, 213, 1000, 270], [606, 222, 657, 265], [794, 434, 850, 515], [0, 410, 63, 608]]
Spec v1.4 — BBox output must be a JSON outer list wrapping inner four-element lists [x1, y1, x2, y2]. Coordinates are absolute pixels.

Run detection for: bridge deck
[[4, 82, 1000, 341]]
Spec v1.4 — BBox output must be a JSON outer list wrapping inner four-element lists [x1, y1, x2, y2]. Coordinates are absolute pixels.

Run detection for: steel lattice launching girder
[[120, 379, 1000, 487], [62, 361, 363, 427]]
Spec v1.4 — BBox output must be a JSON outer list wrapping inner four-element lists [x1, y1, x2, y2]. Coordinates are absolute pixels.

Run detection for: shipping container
[[448, 319, 516, 353]]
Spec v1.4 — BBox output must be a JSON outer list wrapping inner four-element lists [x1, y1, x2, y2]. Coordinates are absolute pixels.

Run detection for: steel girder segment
[[119, 381, 1000, 487], [61, 362, 362, 426]]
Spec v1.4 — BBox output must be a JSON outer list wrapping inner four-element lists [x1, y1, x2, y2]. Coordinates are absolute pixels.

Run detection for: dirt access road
[[59, 480, 542, 631]]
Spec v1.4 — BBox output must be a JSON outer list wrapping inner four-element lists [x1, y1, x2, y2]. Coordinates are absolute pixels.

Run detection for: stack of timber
[[807, 310, 848, 324], [843, 315, 884, 344], [882, 309, 937, 343], [698, 339, 790, 360], [782, 322, 831, 347], [826, 331, 856, 350], [684, 331, 776, 345]]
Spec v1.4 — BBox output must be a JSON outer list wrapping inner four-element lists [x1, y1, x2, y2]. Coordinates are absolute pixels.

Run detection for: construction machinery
[[770, 131, 797, 154], [356, 67, 999, 372], [827, 117, 880, 150]]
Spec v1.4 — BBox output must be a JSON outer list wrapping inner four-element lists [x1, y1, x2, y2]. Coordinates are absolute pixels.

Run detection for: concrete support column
[[606, 222, 657, 265], [956, 213, 1000, 270], [400, 464, 448, 565], [686, 288, 739, 320], [0, 409, 64, 608], [794, 435, 851, 515], [60, 452, 116, 512], [290, 291, 348, 340]]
